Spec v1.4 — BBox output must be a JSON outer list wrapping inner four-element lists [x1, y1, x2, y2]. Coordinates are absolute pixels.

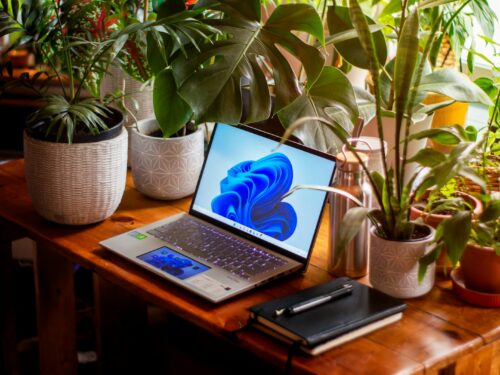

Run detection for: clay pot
[[460, 244, 500, 294], [410, 191, 483, 273]]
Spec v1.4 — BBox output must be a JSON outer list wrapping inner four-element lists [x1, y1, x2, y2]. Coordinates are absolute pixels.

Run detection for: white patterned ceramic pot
[[369, 226, 436, 299], [130, 118, 205, 200]]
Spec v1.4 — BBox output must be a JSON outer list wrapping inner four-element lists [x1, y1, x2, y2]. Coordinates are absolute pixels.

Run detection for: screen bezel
[[189, 123, 336, 266]]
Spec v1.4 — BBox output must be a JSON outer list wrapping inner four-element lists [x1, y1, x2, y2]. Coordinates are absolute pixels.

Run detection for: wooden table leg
[[0, 232, 20, 375], [0, 220, 25, 375], [93, 275, 147, 375], [34, 242, 78, 375]]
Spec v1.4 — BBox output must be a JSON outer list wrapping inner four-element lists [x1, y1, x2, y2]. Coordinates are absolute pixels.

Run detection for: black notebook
[[249, 277, 406, 356]]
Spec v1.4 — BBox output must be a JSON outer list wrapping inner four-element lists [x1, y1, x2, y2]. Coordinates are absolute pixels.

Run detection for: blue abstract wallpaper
[[211, 153, 297, 241]]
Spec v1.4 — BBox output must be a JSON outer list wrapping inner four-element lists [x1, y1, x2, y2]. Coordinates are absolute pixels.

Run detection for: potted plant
[[130, 0, 361, 198], [282, 0, 489, 299], [128, 0, 217, 200], [458, 196, 500, 295], [410, 179, 483, 273], [428, 193, 500, 302], [0, 0, 199, 224], [324, 1, 492, 169], [96, 1, 155, 134]]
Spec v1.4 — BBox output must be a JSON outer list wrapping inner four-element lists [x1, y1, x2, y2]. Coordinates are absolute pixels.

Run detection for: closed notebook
[[249, 277, 406, 355]]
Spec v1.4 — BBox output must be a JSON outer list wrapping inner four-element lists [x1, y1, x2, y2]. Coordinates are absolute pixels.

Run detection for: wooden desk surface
[[1, 159, 500, 375]]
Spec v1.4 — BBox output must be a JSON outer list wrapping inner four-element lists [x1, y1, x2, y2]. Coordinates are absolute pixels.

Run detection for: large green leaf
[[440, 211, 472, 266], [277, 66, 358, 153], [334, 207, 371, 262], [173, 0, 325, 124], [470, 0, 497, 39], [418, 69, 493, 106], [153, 69, 193, 137], [394, 9, 419, 126], [407, 148, 446, 167], [327, 5, 387, 69]]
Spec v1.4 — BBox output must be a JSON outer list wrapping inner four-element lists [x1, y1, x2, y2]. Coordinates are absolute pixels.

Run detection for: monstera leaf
[[327, 5, 387, 70], [277, 66, 358, 153], [172, 0, 325, 124]]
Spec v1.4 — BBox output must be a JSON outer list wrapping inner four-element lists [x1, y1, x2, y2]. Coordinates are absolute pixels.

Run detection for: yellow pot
[[423, 93, 469, 153]]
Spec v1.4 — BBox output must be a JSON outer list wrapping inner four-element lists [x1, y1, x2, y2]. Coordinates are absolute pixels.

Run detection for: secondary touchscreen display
[[138, 246, 210, 280]]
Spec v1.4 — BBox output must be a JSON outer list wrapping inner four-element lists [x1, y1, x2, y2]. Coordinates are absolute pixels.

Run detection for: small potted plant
[[410, 179, 483, 273], [0, 0, 198, 224], [130, 0, 360, 198], [428, 193, 500, 304], [282, 0, 488, 299], [458, 196, 500, 295], [128, 0, 219, 200]]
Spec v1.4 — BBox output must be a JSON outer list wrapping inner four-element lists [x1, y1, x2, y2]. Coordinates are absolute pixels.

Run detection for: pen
[[274, 283, 353, 317]]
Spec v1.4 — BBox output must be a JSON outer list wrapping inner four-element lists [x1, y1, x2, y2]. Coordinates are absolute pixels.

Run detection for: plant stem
[[399, 0, 409, 39], [349, 0, 393, 228], [39, 46, 68, 99], [482, 90, 500, 168], [52, 0, 75, 101], [143, 0, 149, 23]]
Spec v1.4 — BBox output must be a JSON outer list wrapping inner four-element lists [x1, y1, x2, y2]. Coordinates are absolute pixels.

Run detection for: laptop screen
[[191, 124, 336, 261]]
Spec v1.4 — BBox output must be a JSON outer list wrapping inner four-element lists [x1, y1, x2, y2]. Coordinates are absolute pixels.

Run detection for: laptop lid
[[189, 123, 336, 264]]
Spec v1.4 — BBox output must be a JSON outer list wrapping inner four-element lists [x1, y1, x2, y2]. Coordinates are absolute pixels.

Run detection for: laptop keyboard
[[146, 217, 287, 280]]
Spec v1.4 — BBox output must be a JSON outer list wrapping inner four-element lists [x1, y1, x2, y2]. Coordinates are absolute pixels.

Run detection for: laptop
[[100, 123, 336, 303]]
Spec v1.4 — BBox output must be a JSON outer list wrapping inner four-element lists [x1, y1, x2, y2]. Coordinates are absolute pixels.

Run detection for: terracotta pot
[[369, 225, 436, 299], [460, 244, 500, 294], [410, 191, 483, 228], [410, 191, 483, 273]]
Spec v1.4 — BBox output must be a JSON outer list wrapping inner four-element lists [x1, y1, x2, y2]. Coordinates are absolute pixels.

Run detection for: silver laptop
[[100, 123, 336, 303]]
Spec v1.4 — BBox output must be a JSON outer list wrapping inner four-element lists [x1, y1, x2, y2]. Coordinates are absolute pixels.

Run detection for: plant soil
[[27, 107, 124, 143], [411, 224, 432, 240]]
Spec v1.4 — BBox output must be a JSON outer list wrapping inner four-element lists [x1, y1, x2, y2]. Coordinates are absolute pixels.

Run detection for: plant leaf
[[440, 211, 472, 267], [153, 68, 193, 137], [277, 66, 358, 153], [174, 0, 325, 124], [407, 148, 446, 167], [327, 6, 387, 69], [334, 207, 371, 262], [418, 69, 493, 106]]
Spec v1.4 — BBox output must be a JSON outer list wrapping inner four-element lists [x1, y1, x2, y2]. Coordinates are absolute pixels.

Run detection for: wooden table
[[1, 159, 500, 375]]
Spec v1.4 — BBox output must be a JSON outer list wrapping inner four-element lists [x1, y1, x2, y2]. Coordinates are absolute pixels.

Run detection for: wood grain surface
[[1, 159, 500, 374]]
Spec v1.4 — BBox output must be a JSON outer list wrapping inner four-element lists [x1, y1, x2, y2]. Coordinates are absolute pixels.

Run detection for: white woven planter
[[369, 226, 436, 299], [24, 128, 128, 225], [130, 118, 204, 200]]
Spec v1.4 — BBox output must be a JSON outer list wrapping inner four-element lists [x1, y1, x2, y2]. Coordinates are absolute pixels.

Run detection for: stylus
[[274, 283, 353, 316]]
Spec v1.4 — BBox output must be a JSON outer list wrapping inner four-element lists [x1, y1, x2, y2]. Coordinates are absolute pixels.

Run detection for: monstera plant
[[148, 0, 359, 152]]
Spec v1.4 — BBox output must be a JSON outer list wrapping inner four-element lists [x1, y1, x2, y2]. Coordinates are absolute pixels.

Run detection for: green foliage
[[277, 66, 358, 153], [0, 0, 216, 142], [172, 0, 325, 125], [327, 6, 387, 70]]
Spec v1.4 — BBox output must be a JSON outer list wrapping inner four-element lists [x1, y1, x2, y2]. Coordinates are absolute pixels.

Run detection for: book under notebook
[[249, 277, 406, 356]]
